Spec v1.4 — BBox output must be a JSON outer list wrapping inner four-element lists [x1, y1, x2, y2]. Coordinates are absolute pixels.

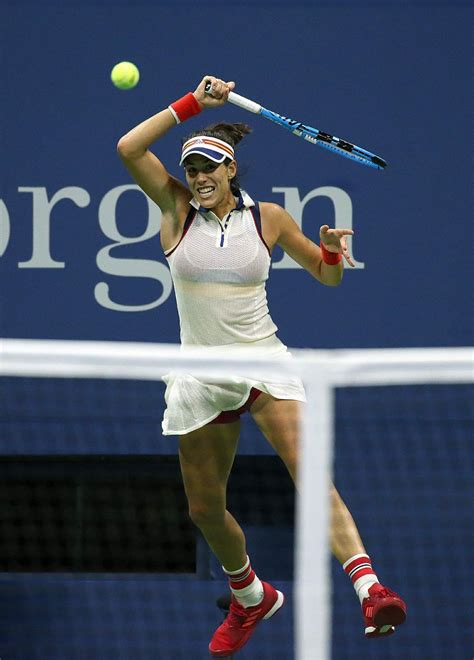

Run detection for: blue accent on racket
[[260, 108, 386, 170], [204, 81, 386, 170]]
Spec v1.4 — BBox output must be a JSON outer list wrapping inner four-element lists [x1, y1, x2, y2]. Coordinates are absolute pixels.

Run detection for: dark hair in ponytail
[[182, 122, 252, 195]]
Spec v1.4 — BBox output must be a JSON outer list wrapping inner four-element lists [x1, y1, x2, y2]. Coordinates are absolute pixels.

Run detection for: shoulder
[[260, 201, 299, 232], [258, 202, 291, 231], [259, 201, 286, 219], [160, 188, 195, 252], [257, 202, 296, 250]]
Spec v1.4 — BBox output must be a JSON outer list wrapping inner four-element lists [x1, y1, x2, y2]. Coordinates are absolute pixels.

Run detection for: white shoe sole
[[263, 590, 285, 620]]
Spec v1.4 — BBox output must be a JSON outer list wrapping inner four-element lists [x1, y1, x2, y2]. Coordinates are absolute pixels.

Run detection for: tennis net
[[0, 339, 472, 659]]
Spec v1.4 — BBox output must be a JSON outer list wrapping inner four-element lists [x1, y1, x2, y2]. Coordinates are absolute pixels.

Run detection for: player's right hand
[[193, 75, 235, 109]]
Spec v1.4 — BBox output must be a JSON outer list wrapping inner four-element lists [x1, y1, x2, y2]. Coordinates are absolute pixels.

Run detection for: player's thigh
[[250, 393, 301, 482], [178, 420, 241, 507]]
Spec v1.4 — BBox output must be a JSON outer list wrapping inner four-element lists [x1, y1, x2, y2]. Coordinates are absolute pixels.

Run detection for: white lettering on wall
[[0, 200, 10, 257], [18, 187, 91, 268], [271, 186, 364, 269], [94, 185, 173, 312], [0, 184, 363, 313]]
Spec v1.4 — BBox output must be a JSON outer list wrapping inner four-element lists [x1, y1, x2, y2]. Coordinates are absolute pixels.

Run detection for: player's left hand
[[320, 225, 355, 268]]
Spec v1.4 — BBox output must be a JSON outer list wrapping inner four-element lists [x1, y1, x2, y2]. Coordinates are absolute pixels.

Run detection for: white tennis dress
[[162, 190, 306, 435]]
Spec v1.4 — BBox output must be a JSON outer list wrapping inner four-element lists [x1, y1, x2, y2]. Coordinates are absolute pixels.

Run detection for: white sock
[[343, 553, 379, 604], [224, 556, 264, 608], [354, 574, 379, 603]]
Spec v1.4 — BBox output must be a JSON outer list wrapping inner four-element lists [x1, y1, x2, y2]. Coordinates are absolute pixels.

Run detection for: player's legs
[[250, 392, 406, 636], [178, 420, 246, 571], [249, 392, 365, 562], [179, 419, 284, 656]]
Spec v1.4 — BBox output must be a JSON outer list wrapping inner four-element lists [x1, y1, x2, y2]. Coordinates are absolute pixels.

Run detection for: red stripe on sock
[[349, 566, 375, 582], [228, 568, 256, 591], [344, 556, 376, 585]]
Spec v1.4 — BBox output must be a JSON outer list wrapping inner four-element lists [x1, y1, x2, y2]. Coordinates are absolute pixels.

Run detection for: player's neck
[[210, 192, 236, 220]]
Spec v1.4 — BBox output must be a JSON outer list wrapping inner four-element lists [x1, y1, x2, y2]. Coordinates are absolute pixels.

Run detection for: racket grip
[[227, 92, 262, 114], [204, 81, 262, 114]]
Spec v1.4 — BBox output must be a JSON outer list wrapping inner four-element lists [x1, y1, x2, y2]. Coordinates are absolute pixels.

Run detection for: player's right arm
[[117, 76, 235, 251], [117, 108, 192, 250]]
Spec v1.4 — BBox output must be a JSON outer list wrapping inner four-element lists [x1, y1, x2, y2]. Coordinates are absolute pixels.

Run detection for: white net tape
[[1, 339, 472, 659]]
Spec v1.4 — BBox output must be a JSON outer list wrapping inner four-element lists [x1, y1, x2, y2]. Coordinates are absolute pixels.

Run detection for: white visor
[[180, 136, 235, 166]]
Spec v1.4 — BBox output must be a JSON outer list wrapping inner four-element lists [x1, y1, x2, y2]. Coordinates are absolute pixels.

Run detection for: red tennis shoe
[[362, 583, 407, 638], [209, 581, 284, 657]]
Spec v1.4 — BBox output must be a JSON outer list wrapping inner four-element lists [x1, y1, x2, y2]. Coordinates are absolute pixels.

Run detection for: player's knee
[[187, 500, 225, 529]]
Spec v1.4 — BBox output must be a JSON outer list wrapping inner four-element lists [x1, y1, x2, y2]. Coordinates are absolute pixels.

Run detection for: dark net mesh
[[0, 375, 472, 658], [332, 383, 473, 660]]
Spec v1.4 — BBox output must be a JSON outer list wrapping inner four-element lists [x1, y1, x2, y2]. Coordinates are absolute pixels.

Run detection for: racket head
[[260, 108, 387, 170]]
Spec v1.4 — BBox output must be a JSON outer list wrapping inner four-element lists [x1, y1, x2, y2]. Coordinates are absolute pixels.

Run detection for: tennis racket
[[205, 82, 386, 170]]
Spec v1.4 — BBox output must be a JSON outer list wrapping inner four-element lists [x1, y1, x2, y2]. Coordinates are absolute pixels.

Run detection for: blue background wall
[[0, 1, 472, 659], [1, 0, 472, 348]]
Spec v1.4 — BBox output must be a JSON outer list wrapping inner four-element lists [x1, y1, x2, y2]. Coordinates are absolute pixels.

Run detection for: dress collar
[[189, 190, 255, 214]]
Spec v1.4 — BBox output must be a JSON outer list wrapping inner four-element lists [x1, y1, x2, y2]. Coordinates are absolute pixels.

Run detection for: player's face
[[184, 155, 236, 208]]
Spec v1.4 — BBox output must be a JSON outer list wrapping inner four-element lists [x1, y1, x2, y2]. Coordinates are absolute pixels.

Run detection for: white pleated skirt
[[161, 335, 307, 436]]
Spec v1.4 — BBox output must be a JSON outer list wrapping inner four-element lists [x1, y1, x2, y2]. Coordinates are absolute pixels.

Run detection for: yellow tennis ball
[[111, 61, 140, 90]]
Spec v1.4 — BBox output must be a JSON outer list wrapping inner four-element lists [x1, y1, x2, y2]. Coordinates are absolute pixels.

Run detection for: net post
[[295, 361, 334, 660]]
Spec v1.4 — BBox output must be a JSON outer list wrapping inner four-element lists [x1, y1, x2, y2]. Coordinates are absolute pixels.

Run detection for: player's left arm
[[260, 202, 355, 286]]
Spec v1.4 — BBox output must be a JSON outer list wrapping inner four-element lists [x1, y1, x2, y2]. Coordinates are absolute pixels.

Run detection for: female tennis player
[[117, 75, 406, 657]]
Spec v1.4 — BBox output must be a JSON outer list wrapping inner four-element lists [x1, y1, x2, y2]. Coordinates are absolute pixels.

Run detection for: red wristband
[[320, 241, 342, 265], [168, 92, 202, 124]]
